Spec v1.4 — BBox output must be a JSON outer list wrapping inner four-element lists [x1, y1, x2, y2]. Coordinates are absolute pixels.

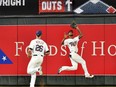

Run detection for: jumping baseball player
[[58, 22, 94, 78], [26, 30, 49, 87]]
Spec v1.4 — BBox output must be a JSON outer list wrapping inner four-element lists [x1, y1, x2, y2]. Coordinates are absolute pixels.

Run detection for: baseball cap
[[36, 30, 42, 36]]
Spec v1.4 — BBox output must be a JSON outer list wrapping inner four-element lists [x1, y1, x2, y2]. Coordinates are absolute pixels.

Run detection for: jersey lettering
[[69, 41, 77, 46]]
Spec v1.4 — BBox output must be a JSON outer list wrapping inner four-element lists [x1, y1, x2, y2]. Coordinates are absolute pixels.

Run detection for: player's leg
[[27, 56, 43, 74], [58, 57, 78, 74], [27, 57, 35, 74], [30, 73, 36, 87], [27, 57, 38, 74], [35, 56, 43, 75], [71, 53, 94, 78]]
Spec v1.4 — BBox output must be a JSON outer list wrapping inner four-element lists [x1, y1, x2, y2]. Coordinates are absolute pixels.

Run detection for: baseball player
[[26, 30, 49, 87], [58, 22, 94, 78]]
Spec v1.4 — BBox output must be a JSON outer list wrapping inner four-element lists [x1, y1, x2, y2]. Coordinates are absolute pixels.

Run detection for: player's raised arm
[[70, 21, 83, 39], [61, 33, 68, 45], [75, 26, 83, 39]]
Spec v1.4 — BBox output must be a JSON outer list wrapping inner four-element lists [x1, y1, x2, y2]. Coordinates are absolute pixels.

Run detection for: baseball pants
[[27, 55, 43, 87], [60, 52, 90, 76]]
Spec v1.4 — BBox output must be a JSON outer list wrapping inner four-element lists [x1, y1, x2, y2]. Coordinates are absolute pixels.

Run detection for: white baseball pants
[[27, 55, 43, 87], [60, 52, 90, 76]]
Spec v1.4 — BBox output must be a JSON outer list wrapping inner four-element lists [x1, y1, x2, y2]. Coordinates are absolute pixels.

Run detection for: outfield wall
[[0, 16, 116, 85]]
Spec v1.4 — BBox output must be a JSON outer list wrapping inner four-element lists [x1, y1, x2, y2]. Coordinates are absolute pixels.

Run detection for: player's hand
[[26, 48, 32, 58], [27, 52, 32, 58]]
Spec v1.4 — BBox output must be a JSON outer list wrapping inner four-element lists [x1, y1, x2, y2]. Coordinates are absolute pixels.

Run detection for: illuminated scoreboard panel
[[39, 0, 73, 13], [73, 0, 116, 14], [0, 0, 115, 15]]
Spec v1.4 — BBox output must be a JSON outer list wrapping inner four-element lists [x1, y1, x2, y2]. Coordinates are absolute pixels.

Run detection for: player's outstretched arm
[[70, 20, 83, 39], [61, 33, 67, 45], [75, 26, 83, 39]]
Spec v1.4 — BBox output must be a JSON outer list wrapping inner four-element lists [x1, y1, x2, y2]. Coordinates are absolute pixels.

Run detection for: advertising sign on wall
[[0, 24, 116, 75]]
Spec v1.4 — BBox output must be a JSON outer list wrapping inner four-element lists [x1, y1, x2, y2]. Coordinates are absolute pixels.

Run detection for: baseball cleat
[[57, 67, 62, 74], [85, 75, 94, 78], [39, 71, 43, 76], [37, 67, 43, 75], [57, 69, 60, 74], [57, 72, 60, 74]]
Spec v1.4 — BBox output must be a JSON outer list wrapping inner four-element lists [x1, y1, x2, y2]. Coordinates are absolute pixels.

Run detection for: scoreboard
[[0, 0, 116, 15]]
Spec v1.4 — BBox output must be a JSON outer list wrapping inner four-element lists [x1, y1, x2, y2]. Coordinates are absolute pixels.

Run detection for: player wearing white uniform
[[26, 30, 49, 87], [58, 26, 94, 78]]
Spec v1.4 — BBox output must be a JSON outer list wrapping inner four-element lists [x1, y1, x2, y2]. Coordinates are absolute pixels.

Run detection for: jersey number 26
[[35, 45, 43, 52]]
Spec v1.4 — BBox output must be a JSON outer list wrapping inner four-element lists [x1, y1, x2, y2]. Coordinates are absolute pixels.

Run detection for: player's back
[[31, 38, 46, 56]]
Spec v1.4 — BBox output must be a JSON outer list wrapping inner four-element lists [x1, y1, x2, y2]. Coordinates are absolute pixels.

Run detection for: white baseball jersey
[[63, 36, 80, 53], [28, 38, 49, 56]]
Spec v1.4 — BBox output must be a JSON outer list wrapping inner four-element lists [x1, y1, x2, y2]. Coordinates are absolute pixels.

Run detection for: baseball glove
[[70, 21, 77, 29]]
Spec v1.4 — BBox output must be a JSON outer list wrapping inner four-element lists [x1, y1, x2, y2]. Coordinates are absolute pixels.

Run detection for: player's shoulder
[[31, 39, 37, 42], [74, 36, 80, 41], [29, 39, 35, 43], [36, 39, 47, 44], [74, 36, 79, 39], [30, 39, 40, 43], [64, 38, 70, 42], [39, 39, 45, 43]]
